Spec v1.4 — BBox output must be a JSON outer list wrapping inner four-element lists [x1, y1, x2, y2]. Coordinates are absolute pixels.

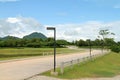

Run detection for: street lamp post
[[88, 39, 92, 59], [47, 27, 56, 72], [101, 39, 104, 54]]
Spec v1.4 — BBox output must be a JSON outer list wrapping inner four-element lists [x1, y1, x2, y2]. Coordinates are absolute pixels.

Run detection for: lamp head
[[47, 27, 55, 30]]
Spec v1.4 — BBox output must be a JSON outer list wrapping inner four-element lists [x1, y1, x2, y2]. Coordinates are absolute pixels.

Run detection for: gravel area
[[26, 76, 62, 80], [0, 50, 102, 80], [27, 75, 120, 80], [79, 75, 120, 80], [0, 50, 114, 80]]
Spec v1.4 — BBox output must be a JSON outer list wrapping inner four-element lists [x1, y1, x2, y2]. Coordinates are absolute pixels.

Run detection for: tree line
[[0, 37, 69, 48], [0, 36, 119, 48], [76, 38, 119, 49], [73, 38, 118, 47], [0, 29, 119, 53], [0, 35, 120, 53], [73, 29, 120, 53]]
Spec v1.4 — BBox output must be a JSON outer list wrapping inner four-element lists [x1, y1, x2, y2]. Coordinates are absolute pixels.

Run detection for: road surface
[[0, 49, 103, 80]]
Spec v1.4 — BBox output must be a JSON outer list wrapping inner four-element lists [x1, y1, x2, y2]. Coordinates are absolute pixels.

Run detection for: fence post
[[43, 52, 45, 56], [70, 60, 73, 68], [93, 55, 96, 60], [77, 59, 80, 65], [82, 57, 85, 62], [87, 56, 89, 60], [60, 62, 64, 74]]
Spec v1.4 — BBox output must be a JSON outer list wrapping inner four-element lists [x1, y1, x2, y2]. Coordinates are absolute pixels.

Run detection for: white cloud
[[0, 0, 19, 2], [46, 21, 120, 42], [0, 16, 45, 38], [7, 17, 21, 23], [0, 16, 119, 42]]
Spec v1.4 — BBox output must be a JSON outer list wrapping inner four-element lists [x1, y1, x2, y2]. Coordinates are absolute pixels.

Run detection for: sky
[[0, 0, 120, 41]]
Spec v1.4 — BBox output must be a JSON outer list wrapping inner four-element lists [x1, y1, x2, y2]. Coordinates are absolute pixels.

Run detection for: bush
[[26, 43, 41, 48], [110, 45, 120, 53]]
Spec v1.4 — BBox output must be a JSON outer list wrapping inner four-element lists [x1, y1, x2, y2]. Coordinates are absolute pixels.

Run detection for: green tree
[[98, 29, 115, 49], [110, 45, 120, 53], [104, 38, 116, 46], [93, 39, 101, 46], [76, 39, 87, 46], [99, 29, 115, 40]]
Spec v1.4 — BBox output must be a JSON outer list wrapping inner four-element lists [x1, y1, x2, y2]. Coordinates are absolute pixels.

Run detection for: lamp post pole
[[101, 39, 104, 54], [53, 28, 56, 72], [47, 27, 56, 72], [89, 39, 92, 59]]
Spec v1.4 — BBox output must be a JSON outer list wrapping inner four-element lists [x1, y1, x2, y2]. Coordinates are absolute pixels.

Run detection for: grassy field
[[0, 48, 83, 60], [42, 52, 120, 79]]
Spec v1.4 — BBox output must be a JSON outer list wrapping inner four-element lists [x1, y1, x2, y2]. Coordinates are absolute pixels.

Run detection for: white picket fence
[[60, 51, 109, 74], [42, 52, 62, 56], [42, 52, 53, 56]]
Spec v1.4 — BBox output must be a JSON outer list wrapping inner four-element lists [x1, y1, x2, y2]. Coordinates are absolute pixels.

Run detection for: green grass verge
[[0, 48, 83, 60], [42, 52, 120, 79]]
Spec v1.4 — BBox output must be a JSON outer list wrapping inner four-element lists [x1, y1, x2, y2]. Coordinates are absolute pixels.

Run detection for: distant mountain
[[23, 32, 47, 39], [1, 36, 19, 40]]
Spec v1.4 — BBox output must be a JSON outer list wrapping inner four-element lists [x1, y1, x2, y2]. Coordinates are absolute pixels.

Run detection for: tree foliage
[[99, 29, 115, 40], [110, 45, 120, 53], [0, 37, 69, 48]]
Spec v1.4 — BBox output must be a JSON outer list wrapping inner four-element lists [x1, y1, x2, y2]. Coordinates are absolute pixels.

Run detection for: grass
[[42, 52, 120, 79], [0, 48, 83, 60]]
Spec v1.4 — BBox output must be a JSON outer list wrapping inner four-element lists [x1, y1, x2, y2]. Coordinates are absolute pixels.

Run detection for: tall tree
[[98, 29, 115, 50], [98, 29, 115, 41]]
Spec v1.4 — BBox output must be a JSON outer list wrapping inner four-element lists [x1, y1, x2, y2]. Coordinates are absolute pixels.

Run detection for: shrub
[[110, 45, 120, 53]]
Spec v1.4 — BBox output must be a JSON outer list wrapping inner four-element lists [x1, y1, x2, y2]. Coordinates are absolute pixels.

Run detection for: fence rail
[[60, 51, 109, 74], [42, 52, 53, 56], [42, 52, 62, 56]]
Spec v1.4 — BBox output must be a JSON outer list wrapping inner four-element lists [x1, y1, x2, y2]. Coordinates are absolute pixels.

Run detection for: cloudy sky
[[0, 0, 120, 41]]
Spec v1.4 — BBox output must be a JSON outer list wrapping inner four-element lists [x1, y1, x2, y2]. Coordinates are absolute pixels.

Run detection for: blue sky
[[1, 0, 120, 24], [0, 0, 120, 41]]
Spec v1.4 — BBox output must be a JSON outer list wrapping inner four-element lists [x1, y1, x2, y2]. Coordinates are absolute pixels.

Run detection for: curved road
[[0, 49, 103, 80]]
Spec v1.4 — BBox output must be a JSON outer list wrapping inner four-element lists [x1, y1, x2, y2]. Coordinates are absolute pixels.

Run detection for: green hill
[[23, 32, 47, 39], [1, 36, 19, 40]]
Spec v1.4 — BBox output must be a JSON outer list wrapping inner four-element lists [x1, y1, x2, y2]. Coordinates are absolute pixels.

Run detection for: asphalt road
[[0, 49, 103, 80]]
